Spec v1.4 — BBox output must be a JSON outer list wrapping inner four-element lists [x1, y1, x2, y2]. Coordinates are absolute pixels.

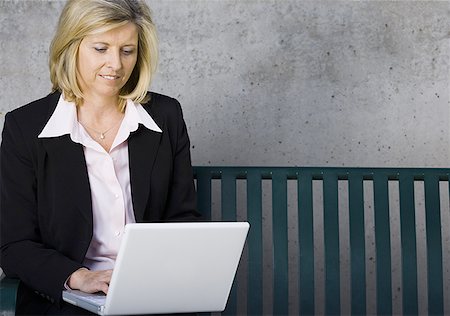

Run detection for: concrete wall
[[1, 0, 449, 167]]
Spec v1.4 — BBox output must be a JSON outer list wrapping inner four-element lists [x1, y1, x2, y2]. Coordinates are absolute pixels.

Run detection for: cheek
[[78, 53, 103, 78], [123, 58, 138, 79], [78, 54, 92, 78], [126, 57, 138, 72]]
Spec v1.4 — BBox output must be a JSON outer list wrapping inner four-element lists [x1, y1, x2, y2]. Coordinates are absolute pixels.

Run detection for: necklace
[[79, 119, 122, 141]]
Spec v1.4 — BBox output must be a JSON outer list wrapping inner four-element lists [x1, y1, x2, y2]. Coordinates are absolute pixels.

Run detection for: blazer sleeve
[[160, 97, 202, 221], [0, 112, 83, 304]]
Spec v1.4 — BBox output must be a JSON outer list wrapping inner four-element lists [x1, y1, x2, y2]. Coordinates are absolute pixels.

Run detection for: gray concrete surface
[[1, 0, 449, 167]]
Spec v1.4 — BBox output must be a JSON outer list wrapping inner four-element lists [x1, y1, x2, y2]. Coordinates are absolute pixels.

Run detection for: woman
[[0, 0, 200, 314]]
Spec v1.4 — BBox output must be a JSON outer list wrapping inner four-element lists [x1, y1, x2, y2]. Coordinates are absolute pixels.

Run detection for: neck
[[82, 92, 121, 108], [77, 97, 124, 129]]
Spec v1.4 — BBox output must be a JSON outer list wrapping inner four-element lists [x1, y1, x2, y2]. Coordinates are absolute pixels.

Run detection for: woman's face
[[77, 22, 139, 102]]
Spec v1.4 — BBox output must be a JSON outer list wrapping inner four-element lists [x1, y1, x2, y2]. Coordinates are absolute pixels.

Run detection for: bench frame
[[194, 166, 449, 315], [1, 166, 449, 315]]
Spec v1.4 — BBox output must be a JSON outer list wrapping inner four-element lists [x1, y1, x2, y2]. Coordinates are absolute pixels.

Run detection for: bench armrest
[[0, 273, 19, 315]]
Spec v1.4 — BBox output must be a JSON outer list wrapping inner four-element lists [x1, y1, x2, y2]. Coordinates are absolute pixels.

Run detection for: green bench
[[1, 166, 449, 315], [193, 167, 449, 315]]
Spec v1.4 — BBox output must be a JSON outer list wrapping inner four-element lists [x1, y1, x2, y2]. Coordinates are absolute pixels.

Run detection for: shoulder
[[141, 92, 183, 118], [140, 92, 186, 130], [5, 92, 60, 135]]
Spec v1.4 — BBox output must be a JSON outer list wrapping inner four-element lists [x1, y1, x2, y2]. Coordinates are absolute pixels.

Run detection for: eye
[[94, 47, 107, 53], [122, 49, 135, 56]]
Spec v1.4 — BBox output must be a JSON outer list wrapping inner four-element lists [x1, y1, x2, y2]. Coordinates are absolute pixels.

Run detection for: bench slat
[[399, 173, 418, 315], [424, 174, 444, 315], [298, 172, 315, 315], [373, 173, 393, 315], [349, 173, 366, 315], [247, 171, 263, 315], [221, 172, 238, 315], [323, 172, 341, 315], [195, 170, 212, 220], [222, 172, 237, 221], [272, 171, 289, 315]]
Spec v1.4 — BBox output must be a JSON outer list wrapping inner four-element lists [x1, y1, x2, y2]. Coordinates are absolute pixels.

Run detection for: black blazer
[[0, 91, 201, 313]]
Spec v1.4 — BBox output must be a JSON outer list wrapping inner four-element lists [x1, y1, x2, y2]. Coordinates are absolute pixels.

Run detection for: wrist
[[67, 267, 89, 290]]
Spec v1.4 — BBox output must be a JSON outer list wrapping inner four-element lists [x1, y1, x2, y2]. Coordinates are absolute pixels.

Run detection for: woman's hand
[[67, 268, 112, 294]]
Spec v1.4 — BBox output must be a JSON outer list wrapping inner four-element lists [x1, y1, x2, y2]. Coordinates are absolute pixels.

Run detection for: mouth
[[100, 74, 120, 80]]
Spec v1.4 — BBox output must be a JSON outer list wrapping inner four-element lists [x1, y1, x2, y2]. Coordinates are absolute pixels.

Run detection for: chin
[[97, 88, 122, 99]]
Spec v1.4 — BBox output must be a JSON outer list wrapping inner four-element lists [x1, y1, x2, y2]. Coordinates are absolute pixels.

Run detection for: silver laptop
[[62, 222, 249, 315]]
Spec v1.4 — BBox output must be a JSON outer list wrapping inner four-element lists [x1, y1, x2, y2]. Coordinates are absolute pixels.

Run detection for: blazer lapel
[[38, 92, 92, 224], [41, 136, 92, 224], [128, 126, 162, 222]]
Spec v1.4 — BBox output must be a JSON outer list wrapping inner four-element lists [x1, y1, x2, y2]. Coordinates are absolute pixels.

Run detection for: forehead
[[84, 22, 138, 44]]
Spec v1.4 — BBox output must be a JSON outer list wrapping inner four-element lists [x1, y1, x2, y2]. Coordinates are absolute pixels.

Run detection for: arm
[[163, 98, 202, 221], [0, 112, 83, 303]]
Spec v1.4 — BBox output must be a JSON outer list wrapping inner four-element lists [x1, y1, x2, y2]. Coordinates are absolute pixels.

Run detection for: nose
[[107, 49, 122, 70]]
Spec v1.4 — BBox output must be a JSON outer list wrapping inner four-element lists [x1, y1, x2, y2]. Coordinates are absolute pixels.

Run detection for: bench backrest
[[193, 166, 450, 315]]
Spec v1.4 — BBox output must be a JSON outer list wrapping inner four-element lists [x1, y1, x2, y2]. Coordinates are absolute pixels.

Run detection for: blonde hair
[[49, 0, 158, 110]]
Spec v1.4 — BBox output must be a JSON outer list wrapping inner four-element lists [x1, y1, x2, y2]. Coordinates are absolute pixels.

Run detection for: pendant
[[100, 133, 105, 140]]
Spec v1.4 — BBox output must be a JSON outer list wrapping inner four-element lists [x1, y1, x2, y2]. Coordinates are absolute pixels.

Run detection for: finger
[[75, 269, 113, 293], [97, 271, 112, 283], [100, 283, 109, 295], [80, 280, 108, 294]]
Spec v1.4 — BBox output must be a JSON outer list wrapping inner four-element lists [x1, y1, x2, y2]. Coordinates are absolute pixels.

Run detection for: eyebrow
[[90, 41, 137, 47]]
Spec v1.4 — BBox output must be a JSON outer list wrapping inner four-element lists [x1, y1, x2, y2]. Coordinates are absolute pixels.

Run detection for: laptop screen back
[[103, 222, 249, 315]]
